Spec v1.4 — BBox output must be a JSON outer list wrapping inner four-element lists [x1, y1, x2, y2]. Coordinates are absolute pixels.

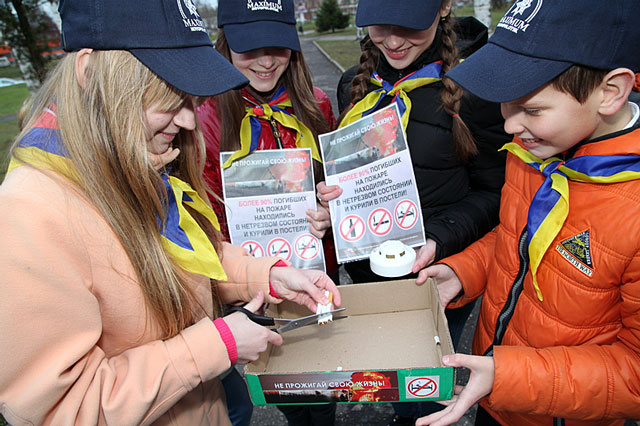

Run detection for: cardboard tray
[[245, 278, 455, 405]]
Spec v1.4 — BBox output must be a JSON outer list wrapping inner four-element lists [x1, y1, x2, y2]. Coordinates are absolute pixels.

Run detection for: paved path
[[300, 36, 344, 116], [249, 36, 479, 426]]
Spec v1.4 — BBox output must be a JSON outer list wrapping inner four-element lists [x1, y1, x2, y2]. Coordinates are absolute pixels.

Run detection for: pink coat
[[0, 166, 282, 425]]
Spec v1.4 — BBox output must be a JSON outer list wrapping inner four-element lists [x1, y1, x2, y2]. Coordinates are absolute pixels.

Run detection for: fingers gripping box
[[244, 278, 455, 405]]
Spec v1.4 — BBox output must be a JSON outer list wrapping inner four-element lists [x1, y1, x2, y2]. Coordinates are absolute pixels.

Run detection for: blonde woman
[[0, 0, 340, 425]]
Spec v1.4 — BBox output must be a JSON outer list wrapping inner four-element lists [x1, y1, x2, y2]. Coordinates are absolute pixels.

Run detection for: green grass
[[0, 82, 29, 182], [0, 122, 17, 182], [315, 39, 362, 71], [0, 64, 23, 79], [0, 83, 29, 116]]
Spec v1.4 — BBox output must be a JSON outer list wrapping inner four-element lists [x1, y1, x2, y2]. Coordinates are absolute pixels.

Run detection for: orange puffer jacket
[[445, 128, 640, 426]]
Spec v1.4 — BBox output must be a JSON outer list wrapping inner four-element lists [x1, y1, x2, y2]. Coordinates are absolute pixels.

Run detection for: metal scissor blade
[[276, 308, 346, 333]]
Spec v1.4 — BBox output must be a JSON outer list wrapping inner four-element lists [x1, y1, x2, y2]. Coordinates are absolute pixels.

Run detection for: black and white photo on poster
[[319, 103, 426, 263]]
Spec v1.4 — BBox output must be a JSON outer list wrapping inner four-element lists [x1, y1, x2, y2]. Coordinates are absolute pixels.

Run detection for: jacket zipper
[[483, 230, 565, 424], [483, 227, 529, 356], [268, 119, 283, 149]]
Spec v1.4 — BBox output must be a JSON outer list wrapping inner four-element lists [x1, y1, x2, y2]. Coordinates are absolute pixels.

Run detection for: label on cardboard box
[[246, 367, 453, 405]]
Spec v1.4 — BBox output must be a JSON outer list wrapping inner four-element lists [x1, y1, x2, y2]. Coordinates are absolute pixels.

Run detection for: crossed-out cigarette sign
[[267, 238, 292, 261], [368, 208, 392, 236]]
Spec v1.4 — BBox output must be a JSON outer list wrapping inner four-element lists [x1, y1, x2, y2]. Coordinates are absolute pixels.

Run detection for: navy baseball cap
[[446, 0, 640, 103], [58, 0, 248, 97], [218, 0, 300, 53], [356, 0, 442, 30]]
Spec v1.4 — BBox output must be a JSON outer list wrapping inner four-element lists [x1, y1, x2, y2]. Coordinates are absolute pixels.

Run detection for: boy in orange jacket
[[412, 1, 640, 425]]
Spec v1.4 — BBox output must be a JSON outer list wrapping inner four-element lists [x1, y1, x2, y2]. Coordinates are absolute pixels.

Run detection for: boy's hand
[[415, 264, 462, 308], [412, 239, 438, 273], [415, 354, 495, 426], [306, 204, 332, 238]]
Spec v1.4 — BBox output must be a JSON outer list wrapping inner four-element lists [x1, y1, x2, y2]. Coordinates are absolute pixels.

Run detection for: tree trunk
[[474, 0, 492, 31], [6, 0, 48, 91]]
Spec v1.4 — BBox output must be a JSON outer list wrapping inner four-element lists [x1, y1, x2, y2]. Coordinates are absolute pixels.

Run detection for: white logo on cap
[[512, 0, 532, 16], [497, 0, 542, 33], [177, 0, 206, 33], [247, 0, 283, 12]]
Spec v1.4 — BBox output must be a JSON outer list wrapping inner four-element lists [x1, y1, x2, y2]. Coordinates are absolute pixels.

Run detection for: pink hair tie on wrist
[[452, 113, 460, 119], [268, 260, 288, 299], [213, 318, 237, 365]]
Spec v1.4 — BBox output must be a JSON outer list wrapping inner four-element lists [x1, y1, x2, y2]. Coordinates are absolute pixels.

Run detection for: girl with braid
[[311, 1, 510, 424]]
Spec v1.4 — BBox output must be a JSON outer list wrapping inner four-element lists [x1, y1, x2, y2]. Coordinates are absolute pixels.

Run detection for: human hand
[[269, 266, 341, 312], [415, 264, 462, 308], [316, 181, 343, 207], [306, 203, 332, 238], [224, 291, 283, 364], [149, 146, 180, 170], [412, 239, 438, 273], [415, 354, 494, 426]]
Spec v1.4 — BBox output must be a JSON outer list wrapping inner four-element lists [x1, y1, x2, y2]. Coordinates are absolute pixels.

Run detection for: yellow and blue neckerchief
[[10, 105, 227, 281], [338, 61, 443, 131], [221, 85, 322, 168], [502, 142, 640, 301]]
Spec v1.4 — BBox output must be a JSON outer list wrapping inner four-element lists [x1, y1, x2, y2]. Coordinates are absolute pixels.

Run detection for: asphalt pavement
[[248, 33, 479, 426]]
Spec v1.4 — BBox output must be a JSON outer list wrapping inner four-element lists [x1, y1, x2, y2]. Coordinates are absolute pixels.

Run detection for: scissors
[[226, 306, 347, 334]]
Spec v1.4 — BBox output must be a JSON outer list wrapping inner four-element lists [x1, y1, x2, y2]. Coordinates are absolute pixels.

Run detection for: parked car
[[0, 77, 26, 88], [0, 57, 10, 67]]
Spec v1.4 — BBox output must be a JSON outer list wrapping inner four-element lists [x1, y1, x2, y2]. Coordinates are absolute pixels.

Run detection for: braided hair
[[341, 11, 477, 162]]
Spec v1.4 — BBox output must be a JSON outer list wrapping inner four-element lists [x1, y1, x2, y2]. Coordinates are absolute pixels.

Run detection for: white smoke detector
[[369, 240, 416, 277]]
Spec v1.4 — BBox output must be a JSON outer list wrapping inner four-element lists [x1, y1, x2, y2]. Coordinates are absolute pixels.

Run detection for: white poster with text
[[319, 103, 425, 263], [221, 148, 325, 271]]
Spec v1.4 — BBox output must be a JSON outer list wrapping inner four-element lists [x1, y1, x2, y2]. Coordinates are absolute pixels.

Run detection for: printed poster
[[319, 103, 426, 263], [221, 148, 325, 271]]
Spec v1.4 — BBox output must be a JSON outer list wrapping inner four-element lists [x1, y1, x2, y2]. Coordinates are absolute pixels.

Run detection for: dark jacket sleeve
[[337, 65, 358, 115], [425, 93, 509, 260]]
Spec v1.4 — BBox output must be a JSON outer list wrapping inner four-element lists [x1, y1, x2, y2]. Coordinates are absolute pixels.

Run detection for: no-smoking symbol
[[295, 234, 320, 260], [395, 200, 418, 230], [407, 377, 438, 398], [339, 214, 365, 242], [241, 240, 264, 257], [267, 238, 292, 261], [368, 208, 392, 236]]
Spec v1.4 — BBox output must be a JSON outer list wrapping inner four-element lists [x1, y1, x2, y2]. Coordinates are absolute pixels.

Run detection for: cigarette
[[317, 290, 334, 325]]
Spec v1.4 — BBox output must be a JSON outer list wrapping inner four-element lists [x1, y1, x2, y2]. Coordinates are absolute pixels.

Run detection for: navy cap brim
[[131, 45, 248, 97], [355, 1, 440, 30], [445, 42, 573, 103], [224, 21, 300, 53]]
